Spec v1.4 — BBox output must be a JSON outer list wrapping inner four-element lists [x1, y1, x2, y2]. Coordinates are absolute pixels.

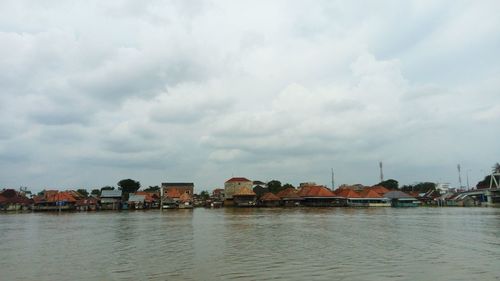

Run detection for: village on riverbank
[[2, 166, 500, 212]]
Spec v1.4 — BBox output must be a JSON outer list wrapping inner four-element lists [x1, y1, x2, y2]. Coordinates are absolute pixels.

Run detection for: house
[[384, 190, 420, 207], [297, 185, 345, 207], [128, 194, 147, 209], [335, 188, 362, 206], [258, 192, 281, 207], [162, 188, 182, 209], [276, 187, 303, 207], [135, 191, 159, 208], [100, 190, 122, 210], [232, 186, 257, 207], [211, 188, 225, 201], [0, 189, 31, 211], [356, 189, 391, 207], [178, 193, 193, 209], [75, 196, 99, 211], [224, 177, 252, 206], [161, 182, 194, 196], [33, 190, 78, 211]]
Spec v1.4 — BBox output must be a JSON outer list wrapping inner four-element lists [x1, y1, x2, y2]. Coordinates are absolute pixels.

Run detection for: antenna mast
[[379, 161, 384, 182], [331, 168, 335, 190], [457, 164, 462, 188]]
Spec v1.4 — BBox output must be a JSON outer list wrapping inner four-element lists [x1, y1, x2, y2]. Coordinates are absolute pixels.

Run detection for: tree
[[282, 183, 295, 190], [267, 180, 284, 194], [101, 186, 115, 191], [144, 185, 160, 192], [377, 179, 399, 190], [91, 189, 101, 196], [77, 189, 89, 197], [401, 182, 435, 193], [199, 190, 210, 201], [117, 179, 141, 200]]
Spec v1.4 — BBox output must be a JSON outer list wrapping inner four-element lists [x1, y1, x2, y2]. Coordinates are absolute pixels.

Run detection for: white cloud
[[0, 0, 499, 190]]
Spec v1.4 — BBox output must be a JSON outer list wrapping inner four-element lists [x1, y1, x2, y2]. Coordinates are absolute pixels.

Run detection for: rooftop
[[226, 177, 252, 183]]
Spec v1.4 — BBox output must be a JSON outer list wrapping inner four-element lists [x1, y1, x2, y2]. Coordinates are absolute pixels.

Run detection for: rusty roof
[[297, 185, 336, 198], [335, 188, 361, 198], [368, 185, 391, 195], [276, 187, 300, 199], [260, 192, 281, 201], [225, 177, 252, 183], [359, 189, 383, 199]]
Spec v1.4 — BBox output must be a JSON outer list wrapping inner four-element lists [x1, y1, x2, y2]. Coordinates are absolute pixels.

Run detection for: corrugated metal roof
[[128, 194, 146, 202], [101, 190, 122, 198]]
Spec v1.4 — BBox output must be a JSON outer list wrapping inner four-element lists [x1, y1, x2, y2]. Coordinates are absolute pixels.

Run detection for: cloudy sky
[[1, 1, 499, 192]]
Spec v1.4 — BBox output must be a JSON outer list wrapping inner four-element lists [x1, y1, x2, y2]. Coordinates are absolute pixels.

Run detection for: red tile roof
[[135, 191, 157, 202], [335, 188, 361, 198], [368, 185, 390, 195], [297, 185, 336, 198], [260, 192, 281, 201], [359, 189, 383, 199], [225, 177, 251, 183], [276, 187, 300, 199], [0, 189, 31, 204], [44, 191, 77, 203]]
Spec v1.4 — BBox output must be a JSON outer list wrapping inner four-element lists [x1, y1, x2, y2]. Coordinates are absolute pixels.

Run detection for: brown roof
[[166, 188, 181, 198], [297, 185, 336, 198], [335, 188, 361, 198], [44, 191, 77, 203], [233, 186, 256, 196], [368, 185, 390, 195], [359, 189, 383, 199], [0, 189, 31, 204], [260, 192, 281, 201], [276, 187, 300, 199], [225, 177, 251, 183]]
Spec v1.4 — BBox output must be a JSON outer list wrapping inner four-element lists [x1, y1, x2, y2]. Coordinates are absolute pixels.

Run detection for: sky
[[1, 0, 500, 192]]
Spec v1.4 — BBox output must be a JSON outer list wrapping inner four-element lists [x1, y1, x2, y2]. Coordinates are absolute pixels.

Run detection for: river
[[1, 207, 499, 281]]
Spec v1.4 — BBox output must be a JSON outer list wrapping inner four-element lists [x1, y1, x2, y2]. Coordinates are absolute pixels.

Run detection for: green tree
[[401, 182, 435, 193], [117, 179, 141, 200], [199, 190, 210, 201], [100, 186, 115, 191], [282, 183, 295, 190], [77, 189, 89, 197], [144, 185, 160, 192], [267, 180, 284, 194], [91, 189, 101, 196], [377, 179, 399, 190]]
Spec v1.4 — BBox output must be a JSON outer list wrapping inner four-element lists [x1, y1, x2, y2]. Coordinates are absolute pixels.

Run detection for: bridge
[[460, 172, 500, 206]]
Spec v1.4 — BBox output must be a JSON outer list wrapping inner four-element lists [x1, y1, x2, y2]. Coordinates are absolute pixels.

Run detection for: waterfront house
[[276, 187, 303, 206], [100, 190, 122, 210], [33, 190, 78, 211], [224, 177, 253, 206], [297, 185, 345, 207], [178, 193, 193, 209], [75, 196, 99, 211], [161, 182, 194, 196], [232, 186, 257, 207], [258, 192, 281, 207], [335, 188, 362, 206], [211, 188, 225, 201], [384, 190, 420, 207], [356, 189, 391, 207], [0, 189, 31, 211], [128, 194, 147, 209]]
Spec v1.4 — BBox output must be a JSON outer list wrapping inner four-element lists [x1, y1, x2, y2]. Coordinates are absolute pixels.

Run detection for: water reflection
[[0, 208, 499, 281]]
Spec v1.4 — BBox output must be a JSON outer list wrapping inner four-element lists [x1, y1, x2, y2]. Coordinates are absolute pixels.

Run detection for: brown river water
[[1, 207, 499, 281]]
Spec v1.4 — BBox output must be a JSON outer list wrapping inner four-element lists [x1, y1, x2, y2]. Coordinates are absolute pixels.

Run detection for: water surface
[[1, 208, 499, 281]]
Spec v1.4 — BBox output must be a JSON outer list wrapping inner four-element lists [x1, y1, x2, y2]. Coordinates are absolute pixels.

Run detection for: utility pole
[[331, 168, 335, 190], [457, 164, 462, 189], [379, 162, 384, 183], [160, 185, 164, 211]]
